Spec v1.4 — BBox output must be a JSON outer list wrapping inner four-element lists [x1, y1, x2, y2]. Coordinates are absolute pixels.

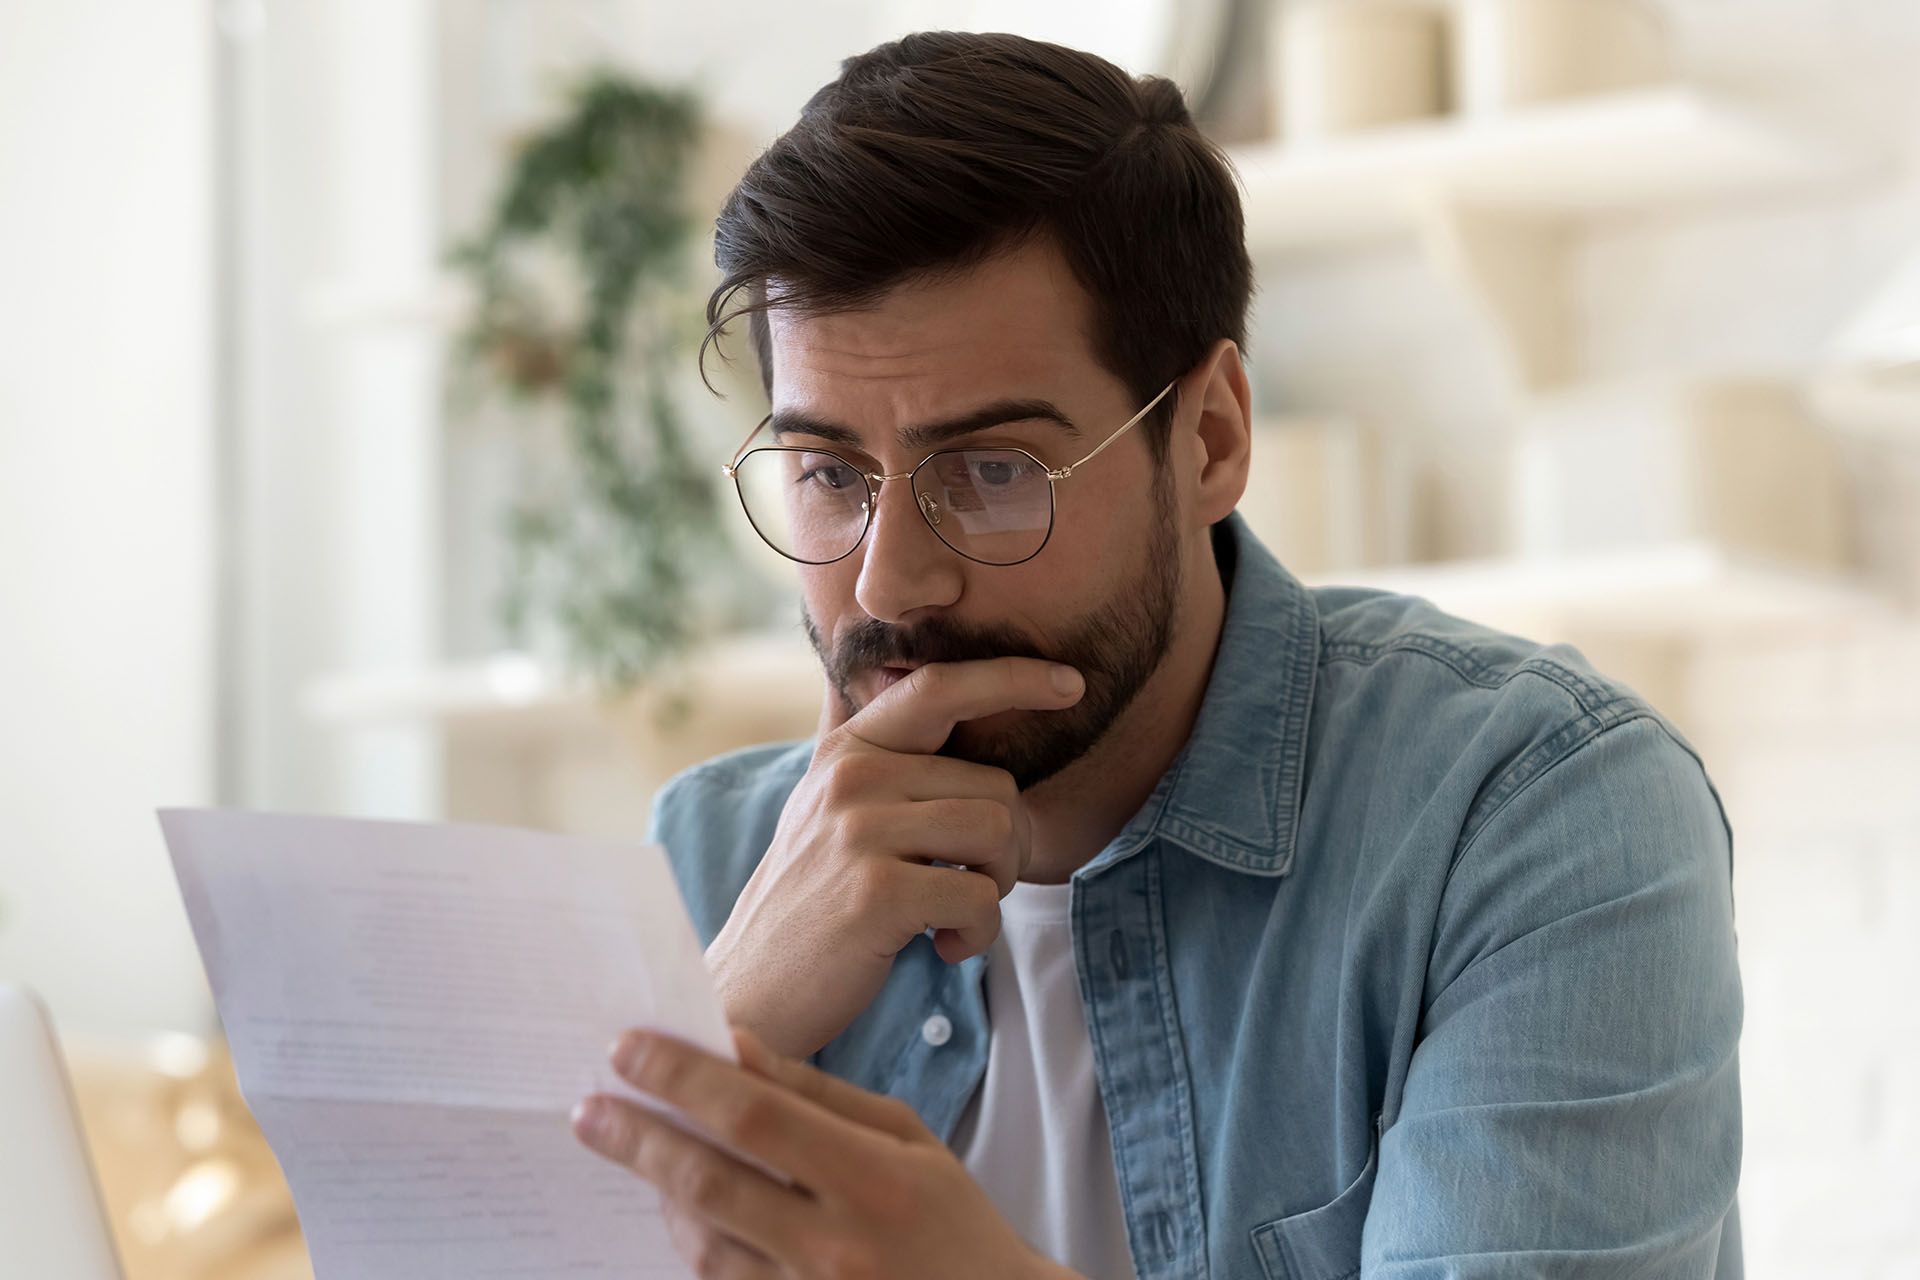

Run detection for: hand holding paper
[[158, 809, 736, 1278]]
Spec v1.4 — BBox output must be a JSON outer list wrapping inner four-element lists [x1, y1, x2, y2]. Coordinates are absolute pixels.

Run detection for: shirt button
[[921, 1014, 953, 1047]]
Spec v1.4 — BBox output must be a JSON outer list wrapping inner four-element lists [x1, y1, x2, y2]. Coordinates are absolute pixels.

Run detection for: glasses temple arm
[[722, 413, 775, 474], [1048, 380, 1177, 479]]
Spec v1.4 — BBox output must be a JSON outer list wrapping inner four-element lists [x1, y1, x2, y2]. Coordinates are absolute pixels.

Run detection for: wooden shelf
[[1228, 87, 1873, 254], [1305, 542, 1887, 636]]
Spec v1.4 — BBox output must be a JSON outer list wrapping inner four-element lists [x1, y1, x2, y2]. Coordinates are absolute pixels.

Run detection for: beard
[[803, 506, 1183, 791]]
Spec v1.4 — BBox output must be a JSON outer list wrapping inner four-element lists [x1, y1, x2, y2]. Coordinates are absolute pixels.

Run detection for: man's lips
[[871, 663, 919, 695]]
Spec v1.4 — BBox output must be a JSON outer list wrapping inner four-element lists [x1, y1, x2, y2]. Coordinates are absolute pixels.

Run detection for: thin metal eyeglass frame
[[719, 379, 1176, 567]]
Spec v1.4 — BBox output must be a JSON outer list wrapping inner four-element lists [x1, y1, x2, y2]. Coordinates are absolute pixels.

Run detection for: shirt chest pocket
[[1249, 1115, 1381, 1280]]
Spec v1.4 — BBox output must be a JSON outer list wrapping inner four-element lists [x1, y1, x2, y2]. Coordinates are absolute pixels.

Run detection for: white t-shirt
[[949, 879, 1139, 1279]]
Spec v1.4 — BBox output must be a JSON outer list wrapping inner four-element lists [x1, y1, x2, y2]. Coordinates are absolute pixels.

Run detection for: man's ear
[[1179, 339, 1253, 529]]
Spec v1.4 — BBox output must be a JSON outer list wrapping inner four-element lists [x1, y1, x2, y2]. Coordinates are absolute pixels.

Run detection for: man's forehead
[[766, 235, 1096, 383], [758, 237, 1114, 450], [764, 318, 1105, 451], [771, 323, 1072, 398], [767, 319, 1092, 443], [769, 298, 1082, 380]]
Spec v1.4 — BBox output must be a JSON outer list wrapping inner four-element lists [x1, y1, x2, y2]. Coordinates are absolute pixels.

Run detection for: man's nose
[[854, 477, 965, 624]]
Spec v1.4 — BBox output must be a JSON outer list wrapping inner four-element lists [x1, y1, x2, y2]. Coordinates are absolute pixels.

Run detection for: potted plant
[[449, 70, 751, 691]]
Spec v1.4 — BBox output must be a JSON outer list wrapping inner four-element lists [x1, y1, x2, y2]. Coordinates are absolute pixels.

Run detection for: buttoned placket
[[1073, 841, 1210, 1279]]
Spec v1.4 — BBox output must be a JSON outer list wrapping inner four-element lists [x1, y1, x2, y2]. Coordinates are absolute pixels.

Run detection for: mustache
[[820, 616, 1054, 688]]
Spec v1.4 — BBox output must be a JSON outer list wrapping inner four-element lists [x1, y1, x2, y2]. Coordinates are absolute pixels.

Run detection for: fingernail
[[1051, 665, 1083, 697], [610, 1031, 647, 1080], [571, 1097, 608, 1144]]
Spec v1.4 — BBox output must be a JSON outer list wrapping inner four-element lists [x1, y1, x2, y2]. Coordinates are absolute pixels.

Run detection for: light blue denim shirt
[[651, 513, 1743, 1279]]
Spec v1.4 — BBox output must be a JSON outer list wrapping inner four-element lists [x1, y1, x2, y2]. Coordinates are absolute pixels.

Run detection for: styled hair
[[702, 30, 1254, 458]]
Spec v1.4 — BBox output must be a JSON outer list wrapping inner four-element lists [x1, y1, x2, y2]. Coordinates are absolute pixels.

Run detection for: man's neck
[[1018, 532, 1229, 884]]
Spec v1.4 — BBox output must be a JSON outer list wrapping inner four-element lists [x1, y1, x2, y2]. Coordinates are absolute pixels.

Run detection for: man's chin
[[952, 707, 1032, 738], [939, 708, 1043, 761], [939, 711, 1105, 792]]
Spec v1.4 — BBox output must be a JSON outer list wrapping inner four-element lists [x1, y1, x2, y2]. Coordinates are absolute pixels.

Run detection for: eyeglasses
[[721, 381, 1175, 567]]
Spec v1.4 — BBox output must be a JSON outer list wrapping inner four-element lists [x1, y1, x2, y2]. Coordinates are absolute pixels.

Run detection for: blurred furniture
[[1509, 378, 1852, 568], [1814, 243, 1920, 438], [1271, 0, 1448, 142], [305, 629, 822, 836], [63, 1030, 311, 1280], [1454, 0, 1671, 116], [1238, 414, 1415, 574], [1298, 379, 1886, 710], [1230, 86, 1877, 388]]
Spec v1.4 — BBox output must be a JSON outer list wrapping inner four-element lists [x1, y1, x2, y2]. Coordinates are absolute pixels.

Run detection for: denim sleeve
[[646, 767, 742, 949], [644, 742, 811, 950], [643, 741, 833, 1069], [1363, 716, 1743, 1277]]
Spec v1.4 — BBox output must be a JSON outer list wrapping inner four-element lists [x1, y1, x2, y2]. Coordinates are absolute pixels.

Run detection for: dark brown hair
[[702, 30, 1254, 459]]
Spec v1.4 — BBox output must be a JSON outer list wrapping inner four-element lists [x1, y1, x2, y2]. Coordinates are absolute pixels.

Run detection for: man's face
[[767, 236, 1187, 790]]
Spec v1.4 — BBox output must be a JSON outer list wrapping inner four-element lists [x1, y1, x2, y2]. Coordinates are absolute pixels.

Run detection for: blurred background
[[4, 1, 1918, 1276]]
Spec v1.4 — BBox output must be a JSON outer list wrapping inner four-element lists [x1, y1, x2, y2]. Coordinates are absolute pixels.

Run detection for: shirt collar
[[1080, 512, 1321, 880]]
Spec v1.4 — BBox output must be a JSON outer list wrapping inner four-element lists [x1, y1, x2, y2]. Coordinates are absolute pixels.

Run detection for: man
[[570, 31, 1743, 1280]]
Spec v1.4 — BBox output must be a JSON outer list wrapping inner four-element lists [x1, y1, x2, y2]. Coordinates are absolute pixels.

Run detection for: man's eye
[[971, 457, 1033, 487], [799, 464, 858, 490]]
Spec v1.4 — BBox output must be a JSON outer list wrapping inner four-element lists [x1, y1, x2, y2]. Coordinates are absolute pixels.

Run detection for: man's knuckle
[[689, 1227, 731, 1277], [677, 1160, 731, 1215], [812, 1235, 882, 1280], [628, 1121, 666, 1176], [834, 804, 875, 848], [946, 800, 1005, 847], [821, 756, 865, 804], [848, 861, 892, 914], [850, 1160, 917, 1222], [905, 663, 945, 699], [924, 800, 965, 837], [881, 1096, 924, 1134], [724, 1094, 778, 1149], [636, 1045, 685, 1096], [594, 1107, 639, 1165]]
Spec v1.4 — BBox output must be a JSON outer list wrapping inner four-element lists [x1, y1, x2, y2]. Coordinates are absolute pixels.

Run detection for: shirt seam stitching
[[1145, 845, 1211, 1279], [1447, 711, 1690, 885], [1075, 872, 1150, 1262], [1322, 635, 1623, 712]]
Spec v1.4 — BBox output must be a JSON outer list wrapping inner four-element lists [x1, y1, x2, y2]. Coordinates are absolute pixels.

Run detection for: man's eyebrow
[[769, 399, 1083, 451]]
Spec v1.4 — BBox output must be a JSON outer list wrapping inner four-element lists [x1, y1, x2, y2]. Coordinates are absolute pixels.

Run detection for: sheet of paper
[[158, 808, 738, 1278]]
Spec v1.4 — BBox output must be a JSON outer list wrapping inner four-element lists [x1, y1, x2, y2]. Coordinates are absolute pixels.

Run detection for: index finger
[[842, 657, 1084, 756], [609, 1030, 874, 1188]]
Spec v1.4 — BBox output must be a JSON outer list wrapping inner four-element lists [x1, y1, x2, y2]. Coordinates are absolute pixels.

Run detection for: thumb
[[732, 1026, 930, 1143]]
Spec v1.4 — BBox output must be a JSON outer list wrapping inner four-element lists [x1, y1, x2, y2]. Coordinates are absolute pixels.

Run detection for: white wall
[[0, 1, 217, 1035], [1687, 619, 1920, 1277], [228, 0, 444, 821]]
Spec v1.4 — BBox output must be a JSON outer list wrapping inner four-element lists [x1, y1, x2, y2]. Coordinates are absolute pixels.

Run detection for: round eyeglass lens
[[913, 449, 1054, 565], [732, 447, 872, 564]]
